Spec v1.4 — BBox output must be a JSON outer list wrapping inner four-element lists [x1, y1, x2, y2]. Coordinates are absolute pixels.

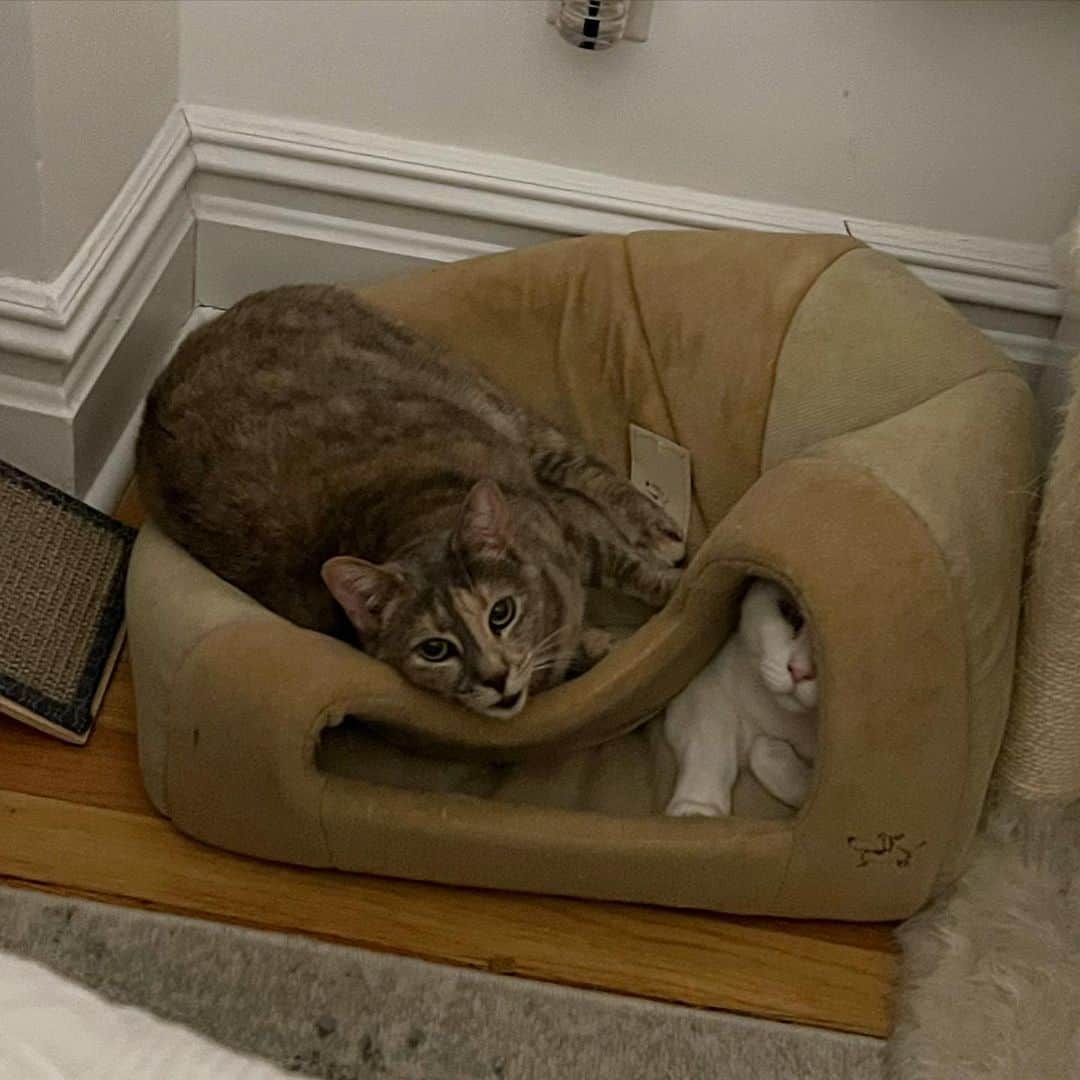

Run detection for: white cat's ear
[[454, 479, 511, 559], [321, 556, 404, 637]]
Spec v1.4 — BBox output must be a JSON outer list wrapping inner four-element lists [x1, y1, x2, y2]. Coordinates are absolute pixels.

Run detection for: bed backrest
[[360, 229, 858, 548]]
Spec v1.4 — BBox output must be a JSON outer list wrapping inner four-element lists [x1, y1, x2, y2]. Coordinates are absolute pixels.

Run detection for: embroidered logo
[[847, 832, 926, 869]]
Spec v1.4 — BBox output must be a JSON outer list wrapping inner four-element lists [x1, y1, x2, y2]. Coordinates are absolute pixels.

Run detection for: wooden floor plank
[[114, 479, 145, 528], [0, 789, 893, 1036], [0, 713, 153, 816], [93, 649, 137, 735]]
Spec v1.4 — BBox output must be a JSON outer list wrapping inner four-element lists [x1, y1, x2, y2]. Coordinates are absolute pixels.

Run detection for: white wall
[[178, 0, 1080, 247], [0, 0, 178, 282], [0, 2, 45, 279]]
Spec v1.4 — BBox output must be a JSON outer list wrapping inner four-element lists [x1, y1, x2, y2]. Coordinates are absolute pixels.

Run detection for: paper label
[[629, 423, 692, 540]]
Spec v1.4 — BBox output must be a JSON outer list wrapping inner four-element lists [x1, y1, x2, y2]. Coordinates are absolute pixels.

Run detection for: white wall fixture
[[547, 0, 653, 49]]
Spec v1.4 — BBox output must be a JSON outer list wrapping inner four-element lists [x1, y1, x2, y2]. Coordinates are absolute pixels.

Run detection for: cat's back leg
[[748, 736, 813, 809]]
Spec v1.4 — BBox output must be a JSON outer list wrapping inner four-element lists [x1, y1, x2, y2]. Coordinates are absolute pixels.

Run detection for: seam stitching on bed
[[803, 366, 1029, 460], [620, 235, 708, 530], [757, 240, 863, 476]]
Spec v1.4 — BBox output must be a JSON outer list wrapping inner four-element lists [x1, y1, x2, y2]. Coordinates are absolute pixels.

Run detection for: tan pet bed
[[128, 229, 1036, 920]]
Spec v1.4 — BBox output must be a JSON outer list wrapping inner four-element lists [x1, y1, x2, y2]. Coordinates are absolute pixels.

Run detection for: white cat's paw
[[750, 736, 800, 772], [750, 736, 811, 809], [665, 798, 728, 818]]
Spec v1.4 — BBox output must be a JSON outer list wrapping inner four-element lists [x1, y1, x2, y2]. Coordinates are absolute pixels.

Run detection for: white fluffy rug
[[0, 951, 286, 1079], [888, 793, 1080, 1078]]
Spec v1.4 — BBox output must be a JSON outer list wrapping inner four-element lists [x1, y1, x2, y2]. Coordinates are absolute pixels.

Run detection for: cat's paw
[[579, 627, 613, 666], [750, 736, 801, 773], [665, 798, 728, 818], [641, 565, 683, 608], [749, 736, 811, 809], [616, 557, 682, 610], [643, 520, 686, 567], [628, 499, 686, 567]]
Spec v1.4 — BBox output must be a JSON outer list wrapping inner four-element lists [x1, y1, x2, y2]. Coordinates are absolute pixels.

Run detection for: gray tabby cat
[[136, 285, 684, 717]]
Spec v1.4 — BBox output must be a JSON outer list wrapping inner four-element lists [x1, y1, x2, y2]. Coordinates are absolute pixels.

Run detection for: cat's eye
[[777, 596, 805, 633], [416, 638, 458, 663], [488, 596, 517, 634]]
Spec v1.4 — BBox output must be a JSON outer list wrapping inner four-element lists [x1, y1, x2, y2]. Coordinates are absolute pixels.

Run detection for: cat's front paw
[[644, 565, 683, 608], [578, 627, 613, 666], [644, 521, 686, 567], [665, 798, 728, 818], [629, 500, 686, 567]]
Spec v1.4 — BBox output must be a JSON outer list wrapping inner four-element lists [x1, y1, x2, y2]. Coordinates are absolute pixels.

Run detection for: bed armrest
[[687, 453, 969, 914], [126, 522, 281, 815], [805, 368, 1037, 882]]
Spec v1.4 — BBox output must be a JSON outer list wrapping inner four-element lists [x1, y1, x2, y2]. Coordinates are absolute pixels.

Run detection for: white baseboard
[[0, 109, 194, 370], [83, 305, 220, 512], [987, 331, 1073, 371], [0, 109, 196, 494], [82, 400, 146, 513], [190, 190, 512, 310], [3, 101, 1068, 498], [186, 104, 1063, 319]]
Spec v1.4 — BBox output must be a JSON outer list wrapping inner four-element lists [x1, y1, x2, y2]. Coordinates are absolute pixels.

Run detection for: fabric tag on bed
[[628, 424, 692, 540]]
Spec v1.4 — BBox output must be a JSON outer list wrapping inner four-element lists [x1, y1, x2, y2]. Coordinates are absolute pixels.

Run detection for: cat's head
[[738, 579, 818, 714], [321, 480, 579, 718]]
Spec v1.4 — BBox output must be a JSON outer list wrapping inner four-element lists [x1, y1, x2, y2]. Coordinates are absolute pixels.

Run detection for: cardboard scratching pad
[[0, 460, 134, 743]]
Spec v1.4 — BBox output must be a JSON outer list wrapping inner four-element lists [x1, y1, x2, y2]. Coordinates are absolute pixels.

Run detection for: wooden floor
[[0, 484, 897, 1038]]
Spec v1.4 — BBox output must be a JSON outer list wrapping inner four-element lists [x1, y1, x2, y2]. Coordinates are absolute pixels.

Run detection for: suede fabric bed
[[129, 229, 1037, 919]]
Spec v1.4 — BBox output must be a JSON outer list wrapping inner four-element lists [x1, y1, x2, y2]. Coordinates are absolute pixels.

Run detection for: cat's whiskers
[[524, 630, 569, 673], [528, 651, 574, 674], [530, 653, 579, 673], [528, 627, 564, 657], [529, 646, 566, 667]]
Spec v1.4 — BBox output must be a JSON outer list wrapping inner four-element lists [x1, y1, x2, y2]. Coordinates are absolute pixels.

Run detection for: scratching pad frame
[[0, 458, 134, 743], [129, 229, 1037, 920]]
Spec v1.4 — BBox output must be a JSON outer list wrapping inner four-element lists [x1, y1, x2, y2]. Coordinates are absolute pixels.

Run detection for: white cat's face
[[738, 580, 818, 714]]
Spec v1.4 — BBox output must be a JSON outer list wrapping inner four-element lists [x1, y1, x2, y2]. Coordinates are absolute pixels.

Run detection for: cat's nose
[[481, 673, 509, 695], [788, 661, 814, 683]]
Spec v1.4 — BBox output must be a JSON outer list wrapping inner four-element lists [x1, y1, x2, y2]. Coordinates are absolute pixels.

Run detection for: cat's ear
[[321, 556, 404, 637], [453, 479, 511, 560]]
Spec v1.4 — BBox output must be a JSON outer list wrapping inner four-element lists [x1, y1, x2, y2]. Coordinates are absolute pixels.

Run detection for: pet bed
[[128, 229, 1036, 920]]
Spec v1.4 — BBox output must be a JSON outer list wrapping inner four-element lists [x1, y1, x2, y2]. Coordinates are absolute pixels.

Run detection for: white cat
[[664, 579, 818, 817]]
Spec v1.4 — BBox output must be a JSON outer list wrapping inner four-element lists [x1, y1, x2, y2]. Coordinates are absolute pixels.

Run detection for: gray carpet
[[0, 885, 883, 1079]]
